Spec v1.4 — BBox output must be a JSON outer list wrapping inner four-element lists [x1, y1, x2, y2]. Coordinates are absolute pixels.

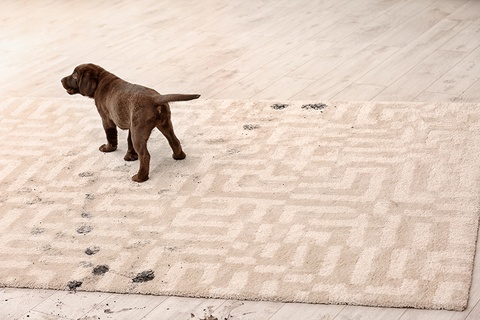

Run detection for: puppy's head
[[61, 64, 100, 98]]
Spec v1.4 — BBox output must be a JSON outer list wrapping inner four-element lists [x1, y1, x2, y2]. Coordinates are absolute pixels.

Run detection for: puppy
[[61, 63, 200, 182]]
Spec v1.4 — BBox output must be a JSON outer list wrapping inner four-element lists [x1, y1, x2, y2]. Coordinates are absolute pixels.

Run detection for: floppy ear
[[78, 71, 97, 97]]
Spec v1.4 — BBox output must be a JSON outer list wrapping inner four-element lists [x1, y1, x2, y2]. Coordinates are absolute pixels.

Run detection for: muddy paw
[[132, 174, 148, 183], [124, 152, 138, 161], [99, 144, 117, 152], [173, 151, 186, 160]]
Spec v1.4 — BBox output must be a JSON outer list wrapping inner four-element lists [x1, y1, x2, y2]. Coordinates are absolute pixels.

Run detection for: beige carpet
[[1, 98, 480, 311]]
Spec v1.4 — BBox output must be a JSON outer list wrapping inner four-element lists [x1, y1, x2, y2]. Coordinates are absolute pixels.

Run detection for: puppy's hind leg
[[156, 121, 186, 160], [131, 126, 153, 183], [124, 130, 138, 161], [99, 122, 118, 152]]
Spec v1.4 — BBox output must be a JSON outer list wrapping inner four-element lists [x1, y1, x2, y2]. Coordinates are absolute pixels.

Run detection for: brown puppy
[[61, 63, 200, 182]]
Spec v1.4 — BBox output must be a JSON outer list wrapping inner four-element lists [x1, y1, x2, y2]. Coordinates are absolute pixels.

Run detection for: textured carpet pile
[[1, 98, 480, 311]]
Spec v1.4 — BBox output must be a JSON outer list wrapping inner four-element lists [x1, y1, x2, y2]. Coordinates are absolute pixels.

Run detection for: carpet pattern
[[1, 98, 480, 311]]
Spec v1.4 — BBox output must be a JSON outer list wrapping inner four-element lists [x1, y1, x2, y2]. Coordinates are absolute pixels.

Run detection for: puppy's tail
[[155, 94, 200, 104]]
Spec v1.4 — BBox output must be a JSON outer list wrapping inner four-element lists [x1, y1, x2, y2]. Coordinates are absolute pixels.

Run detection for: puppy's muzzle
[[61, 77, 78, 95]]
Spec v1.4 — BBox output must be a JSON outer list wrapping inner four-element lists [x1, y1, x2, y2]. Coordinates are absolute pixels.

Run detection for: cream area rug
[[1, 97, 480, 311]]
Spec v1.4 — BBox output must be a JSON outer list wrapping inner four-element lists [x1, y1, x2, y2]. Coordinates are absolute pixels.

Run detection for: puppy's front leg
[[99, 124, 118, 152]]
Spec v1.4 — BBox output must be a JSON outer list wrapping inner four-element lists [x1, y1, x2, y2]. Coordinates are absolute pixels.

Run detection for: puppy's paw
[[124, 152, 138, 161], [173, 151, 186, 160], [99, 144, 117, 152], [132, 174, 148, 183]]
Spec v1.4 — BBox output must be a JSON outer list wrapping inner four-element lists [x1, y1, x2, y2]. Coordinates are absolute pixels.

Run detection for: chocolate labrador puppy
[[61, 63, 200, 182]]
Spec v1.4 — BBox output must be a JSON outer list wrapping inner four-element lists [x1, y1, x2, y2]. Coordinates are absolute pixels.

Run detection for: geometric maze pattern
[[1, 98, 480, 311]]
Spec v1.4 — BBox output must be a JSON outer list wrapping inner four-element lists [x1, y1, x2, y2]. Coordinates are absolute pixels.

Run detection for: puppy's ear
[[78, 71, 97, 97]]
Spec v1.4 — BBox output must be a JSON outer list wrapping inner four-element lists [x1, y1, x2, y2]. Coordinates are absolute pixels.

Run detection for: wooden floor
[[1, 0, 480, 319]]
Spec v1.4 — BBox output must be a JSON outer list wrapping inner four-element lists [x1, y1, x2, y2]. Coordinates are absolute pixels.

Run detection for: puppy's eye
[[72, 72, 78, 80]]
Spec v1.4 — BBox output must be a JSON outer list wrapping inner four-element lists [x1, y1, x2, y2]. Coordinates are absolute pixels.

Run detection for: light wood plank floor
[[1, 0, 480, 319]]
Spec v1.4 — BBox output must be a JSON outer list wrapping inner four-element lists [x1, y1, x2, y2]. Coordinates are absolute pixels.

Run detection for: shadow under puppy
[[61, 63, 200, 182]]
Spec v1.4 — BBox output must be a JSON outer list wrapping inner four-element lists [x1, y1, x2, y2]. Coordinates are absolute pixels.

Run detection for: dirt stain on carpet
[[243, 124, 259, 130], [301, 103, 327, 111], [76, 225, 93, 235], [67, 280, 82, 291], [271, 103, 288, 110], [132, 270, 155, 283], [93, 265, 109, 275], [85, 246, 100, 255]]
